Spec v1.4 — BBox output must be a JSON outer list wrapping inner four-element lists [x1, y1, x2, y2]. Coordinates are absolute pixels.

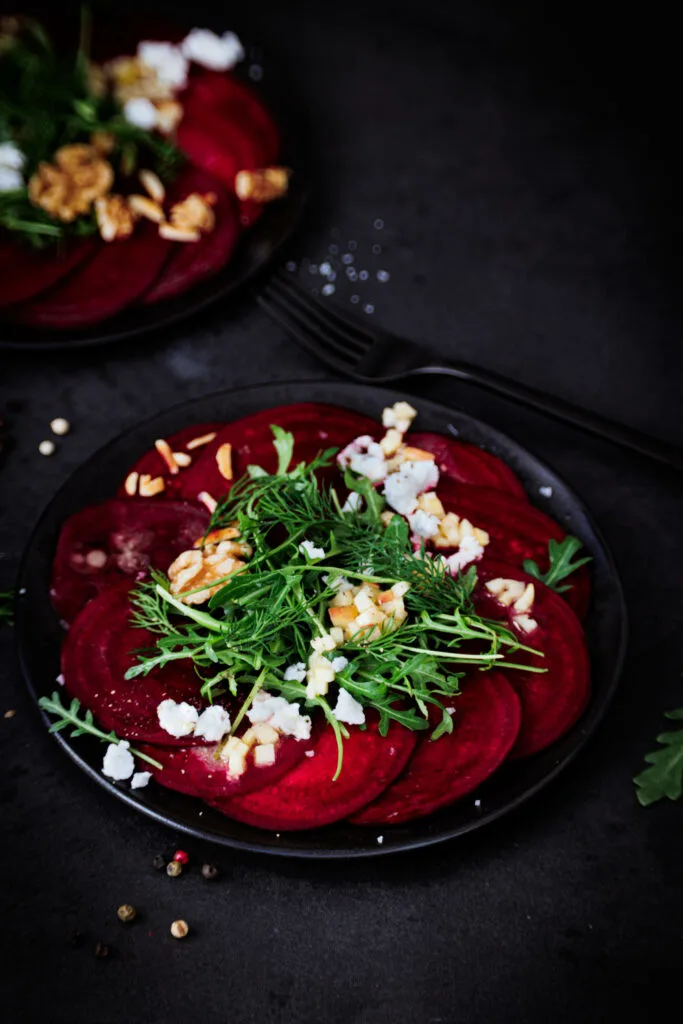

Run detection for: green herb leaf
[[272, 425, 295, 475], [523, 536, 591, 593], [0, 590, 14, 627], [634, 709, 683, 806]]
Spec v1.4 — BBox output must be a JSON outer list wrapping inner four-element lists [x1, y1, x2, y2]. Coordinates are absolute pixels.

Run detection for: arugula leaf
[[0, 590, 14, 627], [634, 709, 683, 806], [343, 469, 386, 523], [272, 425, 295, 475], [523, 536, 591, 593]]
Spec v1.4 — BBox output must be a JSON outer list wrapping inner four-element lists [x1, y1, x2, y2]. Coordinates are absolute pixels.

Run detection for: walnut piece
[[29, 145, 114, 223], [106, 56, 173, 103], [168, 541, 247, 605], [234, 167, 290, 203], [169, 192, 217, 234]]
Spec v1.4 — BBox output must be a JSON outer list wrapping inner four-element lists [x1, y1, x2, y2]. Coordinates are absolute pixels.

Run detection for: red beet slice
[[143, 169, 240, 304], [10, 222, 171, 328], [174, 403, 378, 503], [138, 726, 316, 800], [116, 423, 225, 500], [61, 581, 208, 745], [0, 235, 95, 309], [178, 71, 279, 224], [51, 498, 209, 623], [408, 432, 526, 497], [474, 561, 591, 757], [436, 480, 591, 618], [351, 671, 521, 825], [211, 717, 417, 831]]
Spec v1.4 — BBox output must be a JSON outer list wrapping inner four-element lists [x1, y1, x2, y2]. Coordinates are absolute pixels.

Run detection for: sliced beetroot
[[177, 71, 279, 224], [116, 423, 225, 500], [351, 671, 521, 825], [211, 717, 417, 831], [10, 222, 172, 328], [408, 432, 526, 497], [143, 169, 240, 304], [436, 480, 591, 618], [138, 726, 315, 800], [0, 235, 96, 310], [51, 498, 209, 623], [61, 581, 208, 745], [174, 403, 378, 503], [474, 561, 591, 757]]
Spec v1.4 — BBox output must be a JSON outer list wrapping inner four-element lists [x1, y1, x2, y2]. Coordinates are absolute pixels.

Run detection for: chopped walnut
[[95, 194, 136, 242], [90, 131, 115, 155], [106, 56, 173, 103], [234, 167, 290, 203], [29, 145, 114, 223], [169, 192, 217, 234], [168, 541, 247, 604]]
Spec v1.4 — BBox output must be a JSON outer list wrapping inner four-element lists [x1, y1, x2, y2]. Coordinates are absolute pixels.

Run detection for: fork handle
[[408, 360, 683, 471]]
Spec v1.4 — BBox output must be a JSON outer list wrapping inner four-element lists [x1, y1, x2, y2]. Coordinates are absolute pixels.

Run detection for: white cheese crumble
[[0, 141, 25, 170], [247, 691, 312, 740], [0, 167, 23, 192], [180, 28, 245, 71], [131, 771, 152, 789], [102, 741, 135, 781], [283, 662, 307, 682], [337, 435, 386, 483], [194, 705, 232, 742], [342, 491, 363, 513], [123, 97, 159, 130], [383, 460, 439, 515], [157, 699, 199, 738], [330, 655, 349, 673], [333, 688, 365, 725], [446, 534, 485, 573], [137, 41, 189, 89], [299, 539, 326, 560], [382, 401, 417, 434], [539, 486, 553, 498], [409, 509, 440, 538]]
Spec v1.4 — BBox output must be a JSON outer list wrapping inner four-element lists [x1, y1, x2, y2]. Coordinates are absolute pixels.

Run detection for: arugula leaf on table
[[523, 536, 591, 594], [634, 709, 683, 806]]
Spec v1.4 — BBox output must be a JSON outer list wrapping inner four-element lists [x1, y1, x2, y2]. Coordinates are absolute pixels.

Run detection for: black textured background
[[1, 2, 682, 1021]]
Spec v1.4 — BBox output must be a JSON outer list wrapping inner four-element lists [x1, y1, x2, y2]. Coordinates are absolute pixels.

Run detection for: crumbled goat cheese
[[383, 460, 439, 515], [247, 691, 312, 740], [180, 28, 245, 71], [342, 491, 363, 512], [0, 167, 23, 192], [299, 539, 326, 560], [137, 41, 189, 89], [131, 771, 152, 789], [330, 655, 349, 673], [409, 509, 440, 538], [284, 662, 307, 682], [157, 699, 199, 738], [539, 486, 553, 498], [123, 97, 158, 130], [382, 401, 417, 434], [446, 534, 485, 573], [0, 141, 25, 170], [337, 436, 386, 483], [102, 741, 135, 781], [324, 574, 352, 592], [56, 673, 65, 686], [333, 688, 366, 725], [194, 705, 232, 742]]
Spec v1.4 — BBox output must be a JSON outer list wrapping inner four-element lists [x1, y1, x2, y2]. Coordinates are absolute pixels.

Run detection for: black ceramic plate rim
[[0, 51, 306, 353], [15, 380, 628, 858]]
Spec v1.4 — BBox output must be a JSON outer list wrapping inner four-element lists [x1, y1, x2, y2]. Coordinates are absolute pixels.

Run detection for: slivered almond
[[173, 451, 192, 467], [186, 431, 217, 450], [154, 438, 179, 475], [124, 471, 139, 496], [128, 194, 164, 223], [513, 583, 535, 614], [215, 442, 233, 481], [139, 474, 165, 497], [198, 491, 217, 513], [159, 223, 200, 242], [139, 168, 165, 203], [401, 446, 435, 462]]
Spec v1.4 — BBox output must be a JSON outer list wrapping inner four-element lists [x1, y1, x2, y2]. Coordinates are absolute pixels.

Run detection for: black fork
[[258, 269, 683, 472]]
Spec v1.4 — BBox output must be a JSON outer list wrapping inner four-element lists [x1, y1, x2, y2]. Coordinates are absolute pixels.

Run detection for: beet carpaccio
[[1, 20, 288, 329], [42, 401, 592, 832]]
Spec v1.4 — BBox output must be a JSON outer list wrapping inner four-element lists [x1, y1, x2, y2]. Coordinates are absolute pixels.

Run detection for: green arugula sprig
[[127, 427, 543, 777], [634, 708, 683, 806], [38, 690, 163, 769], [0, 590, 14, 627], [523, 536, 591, 594]]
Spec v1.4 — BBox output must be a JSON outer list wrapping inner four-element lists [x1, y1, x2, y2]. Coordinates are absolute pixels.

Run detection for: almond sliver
[[139, 475, 165, 497], [198, 491, 217, 513], [186, 431, 217, 450], [124, 471, 139, 496], [154, 438, 179, 475], [216, 442, 233, 481]]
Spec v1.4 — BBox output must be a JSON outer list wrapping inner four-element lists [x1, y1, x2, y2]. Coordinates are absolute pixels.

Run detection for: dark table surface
[[1, 2, 682, 1021]]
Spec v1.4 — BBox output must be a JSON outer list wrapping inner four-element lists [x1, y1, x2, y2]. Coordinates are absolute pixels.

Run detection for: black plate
[[0, 58, 306, 353], [15, 381, 627, 858]]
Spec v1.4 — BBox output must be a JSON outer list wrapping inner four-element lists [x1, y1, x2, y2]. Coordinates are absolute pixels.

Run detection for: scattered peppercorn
[[94, 942, 110, 958], [152, 853, 166, 871], [117, 904, 136, 923], [201, 863, 219, 881], [170, 919, 189, 939], [173, 849, 189, 865], [166, 860, 182, 877]]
